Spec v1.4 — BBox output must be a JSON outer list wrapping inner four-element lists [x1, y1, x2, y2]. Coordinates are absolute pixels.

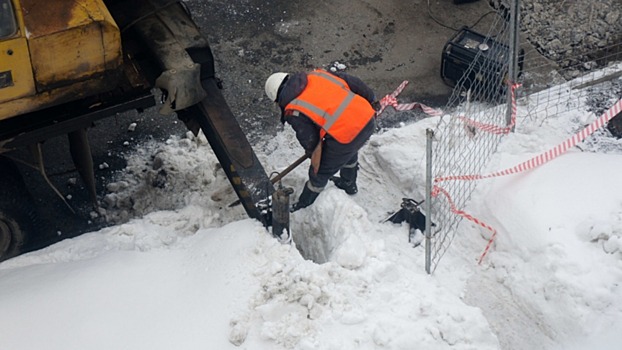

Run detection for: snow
[[1, 80, 622, 349]]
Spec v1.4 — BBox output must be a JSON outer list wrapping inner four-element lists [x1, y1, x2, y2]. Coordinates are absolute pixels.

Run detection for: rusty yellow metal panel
[[20, 0, 116, 38], [0, 0, 35, 111], [0, 0, 123, 119], [20, 0, 122, 91], [0, 37, 35, 105]]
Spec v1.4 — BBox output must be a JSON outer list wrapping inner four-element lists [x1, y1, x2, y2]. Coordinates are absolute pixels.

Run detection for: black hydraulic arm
[[177, 78, 274, 225], [109, 0, 275, 225]]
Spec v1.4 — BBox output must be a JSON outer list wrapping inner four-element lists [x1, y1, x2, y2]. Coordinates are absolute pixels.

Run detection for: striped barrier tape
[[432, 185, 497, 264], [457, 83, 521, 136], [378, 81, 443, 117], [436, 97, 622, 183]]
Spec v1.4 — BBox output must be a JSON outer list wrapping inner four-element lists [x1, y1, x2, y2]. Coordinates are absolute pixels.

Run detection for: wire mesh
[[425, 0, 622, 273]]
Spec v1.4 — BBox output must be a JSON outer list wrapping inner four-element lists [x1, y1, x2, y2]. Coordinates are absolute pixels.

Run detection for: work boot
[[291, 182, 322, 212], [331, 177, 358, 195], [331, 163, 358, 195]]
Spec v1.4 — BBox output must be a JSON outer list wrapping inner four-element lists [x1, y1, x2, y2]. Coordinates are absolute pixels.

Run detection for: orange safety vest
[[285, 70, 375, 144]]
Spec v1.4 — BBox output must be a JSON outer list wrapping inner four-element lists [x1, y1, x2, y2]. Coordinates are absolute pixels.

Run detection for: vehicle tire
[[0, 157, 38, 262]]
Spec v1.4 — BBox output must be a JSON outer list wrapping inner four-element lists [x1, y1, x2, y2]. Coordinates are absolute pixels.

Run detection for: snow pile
[[100, 131, 247, 226]]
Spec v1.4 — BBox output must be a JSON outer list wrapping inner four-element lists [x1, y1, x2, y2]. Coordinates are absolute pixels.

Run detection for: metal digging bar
[[267, 154, 309, 242]]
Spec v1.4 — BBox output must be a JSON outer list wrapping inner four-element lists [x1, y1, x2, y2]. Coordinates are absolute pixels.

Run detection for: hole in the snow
[[292, 226, 334, 264]]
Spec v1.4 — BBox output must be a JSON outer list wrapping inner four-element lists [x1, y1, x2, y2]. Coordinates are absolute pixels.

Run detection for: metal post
[[272, 185, 294, 243], [506, 0, 521, 128], [425, 128, 434, 274]]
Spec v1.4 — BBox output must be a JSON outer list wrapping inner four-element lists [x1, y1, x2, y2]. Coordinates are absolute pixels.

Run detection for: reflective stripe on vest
[[285, 70, 375, 143]]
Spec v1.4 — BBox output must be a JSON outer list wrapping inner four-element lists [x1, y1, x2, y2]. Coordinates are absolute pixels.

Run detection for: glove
[[371, 100, 381, 111]]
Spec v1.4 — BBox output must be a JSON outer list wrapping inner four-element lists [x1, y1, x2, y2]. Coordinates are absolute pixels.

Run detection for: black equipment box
[[441, 26, 523, 96]]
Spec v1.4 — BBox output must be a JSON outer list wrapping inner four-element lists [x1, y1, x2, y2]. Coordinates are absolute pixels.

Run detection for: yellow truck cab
[[0, 0, 122, 120]]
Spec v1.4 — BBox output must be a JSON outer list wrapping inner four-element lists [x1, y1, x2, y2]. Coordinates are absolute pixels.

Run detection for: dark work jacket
[[276, 71, 376, 155]]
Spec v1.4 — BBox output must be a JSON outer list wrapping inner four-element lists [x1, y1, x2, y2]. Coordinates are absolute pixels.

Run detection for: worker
[[264, 69, 378, 211]]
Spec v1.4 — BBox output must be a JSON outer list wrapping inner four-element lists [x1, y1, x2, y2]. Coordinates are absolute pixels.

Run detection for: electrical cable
[[426, 0, 498, 32]]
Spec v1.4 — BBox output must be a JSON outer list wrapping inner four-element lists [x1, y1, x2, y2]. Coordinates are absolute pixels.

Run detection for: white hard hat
[[265, 72, 289, 102]]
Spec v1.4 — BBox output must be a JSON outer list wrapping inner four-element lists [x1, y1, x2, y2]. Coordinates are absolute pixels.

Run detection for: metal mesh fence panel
[[425, 0, 622, 273]]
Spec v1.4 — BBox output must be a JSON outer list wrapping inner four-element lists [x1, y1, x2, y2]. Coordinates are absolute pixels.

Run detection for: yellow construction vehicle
[[0, 0, 277, 261]]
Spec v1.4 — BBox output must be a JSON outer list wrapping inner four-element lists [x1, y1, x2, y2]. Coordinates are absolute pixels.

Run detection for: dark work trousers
[[308, 117, 376, 190]]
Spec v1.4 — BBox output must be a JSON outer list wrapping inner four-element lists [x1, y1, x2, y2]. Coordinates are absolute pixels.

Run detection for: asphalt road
[[16, 0, 496, 254]]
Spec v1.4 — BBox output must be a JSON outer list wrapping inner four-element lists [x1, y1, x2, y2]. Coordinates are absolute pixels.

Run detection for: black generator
[[441, 26, 524, 99]]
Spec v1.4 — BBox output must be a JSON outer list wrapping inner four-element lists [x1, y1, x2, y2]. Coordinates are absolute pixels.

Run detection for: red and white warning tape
[[457, 83, 521, 135], [378, 81, 443, 117], [432, 186, 497, 264], [436, 97, 622, 183]]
